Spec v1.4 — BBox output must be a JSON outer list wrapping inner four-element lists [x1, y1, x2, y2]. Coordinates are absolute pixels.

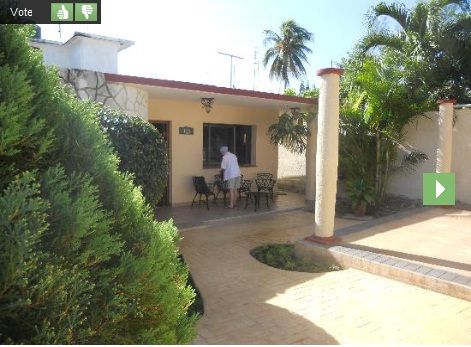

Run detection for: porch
[[155, 191, 306, 229]]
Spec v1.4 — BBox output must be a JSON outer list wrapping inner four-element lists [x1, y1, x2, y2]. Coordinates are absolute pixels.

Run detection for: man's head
[[220, 146, 229, 155]]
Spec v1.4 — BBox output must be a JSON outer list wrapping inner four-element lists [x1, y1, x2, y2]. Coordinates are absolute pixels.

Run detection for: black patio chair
[[255, 172, 276, 201], [191, 176, 215, 210], [238, 179, 252, 200], [213, 173, 229, 205]]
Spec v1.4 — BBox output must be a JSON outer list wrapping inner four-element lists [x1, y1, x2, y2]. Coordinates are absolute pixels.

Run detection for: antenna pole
[[218, 51, 243, 88]]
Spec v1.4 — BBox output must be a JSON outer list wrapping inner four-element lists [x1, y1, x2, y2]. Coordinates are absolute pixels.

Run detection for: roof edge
[[104, 73, 317, 105]]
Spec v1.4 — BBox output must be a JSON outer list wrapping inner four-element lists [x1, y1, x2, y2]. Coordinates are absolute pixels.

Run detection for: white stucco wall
[[33, 36, 120, 73], [388, 109, 471, 204], [66, 37, 119, 73], [278, 145, 306, 178], [451, 109, 471, 204]]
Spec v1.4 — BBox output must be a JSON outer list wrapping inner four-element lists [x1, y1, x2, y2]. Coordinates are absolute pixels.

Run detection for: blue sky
[[40, 0, 419, 93]]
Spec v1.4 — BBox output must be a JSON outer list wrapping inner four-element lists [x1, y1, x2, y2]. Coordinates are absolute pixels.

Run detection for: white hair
[[220, 146, 228, 155]]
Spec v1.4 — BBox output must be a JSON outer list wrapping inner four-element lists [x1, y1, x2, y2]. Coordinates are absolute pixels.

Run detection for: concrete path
[[180, 210, 471, 344], [341, 208, 471, 277]]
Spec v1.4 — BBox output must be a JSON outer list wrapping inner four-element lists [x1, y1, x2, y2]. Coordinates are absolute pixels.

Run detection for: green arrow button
[[423, 173, 455, 206]]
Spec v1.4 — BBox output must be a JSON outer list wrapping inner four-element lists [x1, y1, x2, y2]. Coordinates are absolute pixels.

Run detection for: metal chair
[[191, 176, 215, 210], [255, 172, 276, 201], [238, 179, 252, 200], [213, 173, 229, 205]]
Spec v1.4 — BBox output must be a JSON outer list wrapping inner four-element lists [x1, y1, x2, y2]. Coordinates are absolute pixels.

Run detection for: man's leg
[[230, 189, 236, 208]]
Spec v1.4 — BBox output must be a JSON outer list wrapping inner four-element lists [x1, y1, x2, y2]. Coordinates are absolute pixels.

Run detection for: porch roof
[[105, 73, 316, 110]]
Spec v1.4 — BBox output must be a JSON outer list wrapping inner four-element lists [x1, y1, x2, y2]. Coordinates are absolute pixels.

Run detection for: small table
[[244, 190, 270, 211]]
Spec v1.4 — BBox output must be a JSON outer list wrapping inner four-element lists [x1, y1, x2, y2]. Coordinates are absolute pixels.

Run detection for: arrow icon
[[435, 180, 445, 198]]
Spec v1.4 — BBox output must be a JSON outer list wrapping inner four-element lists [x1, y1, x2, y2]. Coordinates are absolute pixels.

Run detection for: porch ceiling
[[105, 73, 316, 111]]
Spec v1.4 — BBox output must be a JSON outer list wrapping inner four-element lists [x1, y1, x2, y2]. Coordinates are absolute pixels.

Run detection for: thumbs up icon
[[57, 4, 69, 20]]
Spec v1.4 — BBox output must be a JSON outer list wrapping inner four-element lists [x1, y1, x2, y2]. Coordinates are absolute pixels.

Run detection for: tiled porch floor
[[155, 192, 306, 229]]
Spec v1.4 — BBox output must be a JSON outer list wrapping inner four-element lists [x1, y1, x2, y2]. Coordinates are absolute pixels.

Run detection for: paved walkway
[[180, 210, 471, 344], [341, 207, 471, 277]]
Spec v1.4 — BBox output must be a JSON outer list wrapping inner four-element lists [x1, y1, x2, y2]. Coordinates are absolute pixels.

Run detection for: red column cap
[[317, 68, 344, 76], [437, 99, 457, 105]]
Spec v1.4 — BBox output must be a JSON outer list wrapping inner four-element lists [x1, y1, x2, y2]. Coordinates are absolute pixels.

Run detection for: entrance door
[[152, 121, 170, 206]]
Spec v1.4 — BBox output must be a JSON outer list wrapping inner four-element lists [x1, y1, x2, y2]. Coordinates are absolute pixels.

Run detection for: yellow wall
[[148, 98, 279, 205]]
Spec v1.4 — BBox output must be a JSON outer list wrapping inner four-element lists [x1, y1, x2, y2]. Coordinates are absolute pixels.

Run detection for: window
[[203, 123, 253, 167]]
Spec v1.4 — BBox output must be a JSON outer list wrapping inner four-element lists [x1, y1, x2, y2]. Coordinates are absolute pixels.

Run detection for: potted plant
[[345, 178, 375, 217]]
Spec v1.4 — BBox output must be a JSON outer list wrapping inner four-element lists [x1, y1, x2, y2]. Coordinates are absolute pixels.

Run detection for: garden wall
[[277, 108, 471, 205], [277, 145, 306, 193], [388, 108, 471, 205]]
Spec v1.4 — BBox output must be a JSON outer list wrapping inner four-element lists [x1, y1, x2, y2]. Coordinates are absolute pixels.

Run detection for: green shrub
[[99, 108, 168, 210], [0, 25, 197, 344]]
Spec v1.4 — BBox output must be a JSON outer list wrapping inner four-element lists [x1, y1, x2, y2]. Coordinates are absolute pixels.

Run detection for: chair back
[[192, 176, 210, 194], [239, 179, 252, 193], [255, 172, 275, 190], [214, 174, 229, 190]]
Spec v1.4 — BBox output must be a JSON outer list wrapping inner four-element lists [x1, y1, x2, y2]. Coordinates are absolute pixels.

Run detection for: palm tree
[[263, 20, 313, 89], [361, 0, 471, 101]]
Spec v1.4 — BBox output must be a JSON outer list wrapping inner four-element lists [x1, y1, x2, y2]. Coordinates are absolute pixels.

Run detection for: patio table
[[244, 189, 270, 212]]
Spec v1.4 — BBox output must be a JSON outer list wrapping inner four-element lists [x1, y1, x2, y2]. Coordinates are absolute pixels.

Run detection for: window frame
[[203, 123, 254, 168]]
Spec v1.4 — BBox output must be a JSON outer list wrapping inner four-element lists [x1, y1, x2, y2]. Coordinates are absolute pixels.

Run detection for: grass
[[250, 244, 342, 273]]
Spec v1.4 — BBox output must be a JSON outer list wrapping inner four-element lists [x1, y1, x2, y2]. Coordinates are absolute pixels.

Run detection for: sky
[[39, 0, 419, 94]]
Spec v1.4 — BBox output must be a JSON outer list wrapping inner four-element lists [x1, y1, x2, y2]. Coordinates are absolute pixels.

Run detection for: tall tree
[[263, 19, 313, 89], [361, 0, 471, 102], [339, 51, 432, 205]]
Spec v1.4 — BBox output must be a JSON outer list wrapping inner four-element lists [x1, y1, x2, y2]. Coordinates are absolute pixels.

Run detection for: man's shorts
[[226, 176, 241, 189]]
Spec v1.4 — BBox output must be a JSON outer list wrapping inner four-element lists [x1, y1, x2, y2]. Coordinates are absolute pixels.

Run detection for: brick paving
[[180, 210, 471, 344]]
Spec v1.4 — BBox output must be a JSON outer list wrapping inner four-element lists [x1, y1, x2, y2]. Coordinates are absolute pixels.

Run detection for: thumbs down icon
[[81, 4, 93, 19], [75, 3, 98, 21]]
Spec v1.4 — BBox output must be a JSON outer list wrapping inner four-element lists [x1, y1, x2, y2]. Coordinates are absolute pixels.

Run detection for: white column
[[436, 100, 455, 173], [305, 118, 317, 210], [313, 68, 343, 239]]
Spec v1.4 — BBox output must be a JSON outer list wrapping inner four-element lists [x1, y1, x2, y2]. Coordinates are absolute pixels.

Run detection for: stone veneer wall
[[59, 68, 149, 119]]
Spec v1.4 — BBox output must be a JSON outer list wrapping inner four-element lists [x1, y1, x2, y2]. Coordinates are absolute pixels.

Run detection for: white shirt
[[221, 152, 241, 180]]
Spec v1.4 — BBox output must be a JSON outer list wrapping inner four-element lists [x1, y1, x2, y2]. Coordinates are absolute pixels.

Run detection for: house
[[31, 31, 316, 206]]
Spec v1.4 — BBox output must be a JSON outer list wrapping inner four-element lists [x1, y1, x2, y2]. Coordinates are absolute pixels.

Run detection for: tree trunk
[[380, 147, 390, 203], [375, 129, 381, 205]]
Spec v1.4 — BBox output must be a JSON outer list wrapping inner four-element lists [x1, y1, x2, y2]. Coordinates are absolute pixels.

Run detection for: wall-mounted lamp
[[290, 107, 301, 114], [201, 98, 214, 114]]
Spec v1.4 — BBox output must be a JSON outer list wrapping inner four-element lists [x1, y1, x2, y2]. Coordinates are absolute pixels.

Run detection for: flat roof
[[32, 31, 134, 51], [105, 73, 316, 109]]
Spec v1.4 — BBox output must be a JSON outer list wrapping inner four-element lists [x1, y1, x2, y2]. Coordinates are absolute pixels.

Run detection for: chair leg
[[191, 192, 198, 208], [270, 189, 274, 201], [198, 194, 202, 206], [205, 194, 210, 210]]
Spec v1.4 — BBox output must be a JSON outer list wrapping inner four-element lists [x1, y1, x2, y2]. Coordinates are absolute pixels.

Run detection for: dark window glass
[[203, 123, 252, 167]]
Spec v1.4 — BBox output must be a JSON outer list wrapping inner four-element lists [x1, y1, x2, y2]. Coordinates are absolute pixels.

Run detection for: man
[[220, 146, 241, 209]]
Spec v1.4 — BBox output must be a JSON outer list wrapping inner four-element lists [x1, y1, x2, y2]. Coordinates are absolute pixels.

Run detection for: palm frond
[[263, 30, 281, 46], [370, 2, 410, 30], [360, 32, 405, 52]]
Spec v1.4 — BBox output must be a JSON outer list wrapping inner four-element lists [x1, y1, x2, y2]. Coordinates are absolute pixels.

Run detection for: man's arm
[[220, 156, 227, 179]]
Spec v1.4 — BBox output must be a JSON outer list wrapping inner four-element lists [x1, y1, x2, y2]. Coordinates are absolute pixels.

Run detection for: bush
[[250, 244, 342, 273], [0, 25, 197, 344], [99, 108, 168, 210]]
